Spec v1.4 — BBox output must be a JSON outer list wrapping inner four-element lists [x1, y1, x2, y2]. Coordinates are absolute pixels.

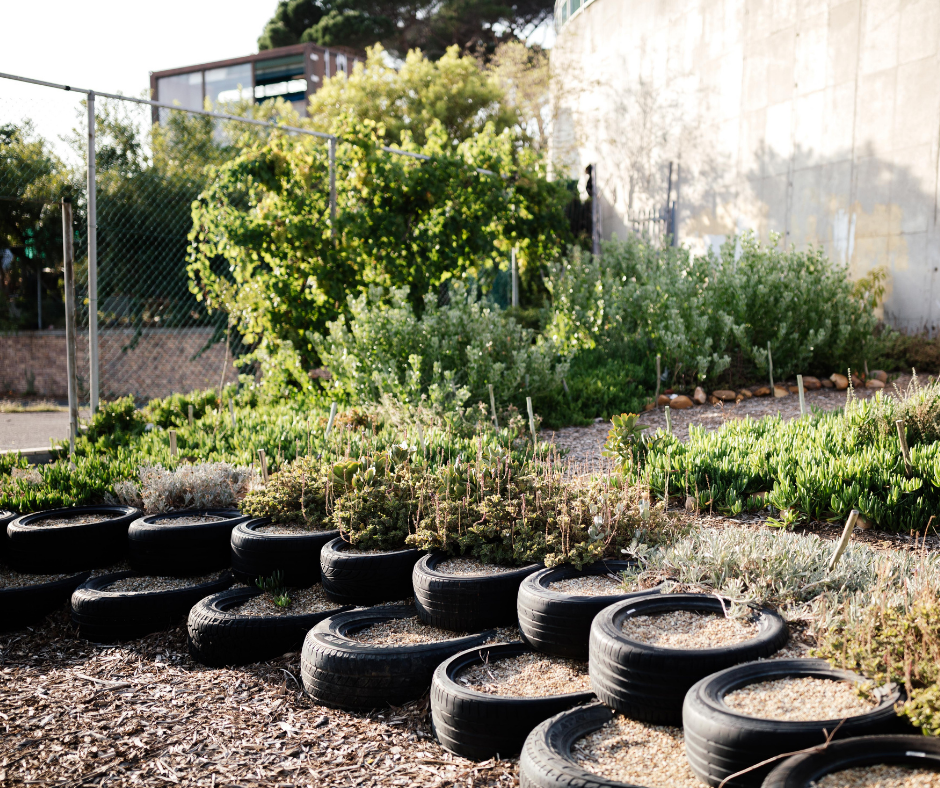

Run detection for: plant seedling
[[256, 570, 291, 609]]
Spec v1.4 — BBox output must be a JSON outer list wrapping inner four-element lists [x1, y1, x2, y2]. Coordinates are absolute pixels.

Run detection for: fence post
[[87, 91, 99, 412], [591, 163, 600, 257], [329, 136, 336, 238], [511, 246, 519, 308], [672, 163, 680, 248], [61, 198, 79, 457]]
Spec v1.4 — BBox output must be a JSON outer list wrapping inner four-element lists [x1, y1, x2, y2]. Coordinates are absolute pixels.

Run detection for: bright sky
[[1, 0, 279, 159]]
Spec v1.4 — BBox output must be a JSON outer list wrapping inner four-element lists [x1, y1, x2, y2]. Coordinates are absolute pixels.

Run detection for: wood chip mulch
[[0, 608, 519, 787]]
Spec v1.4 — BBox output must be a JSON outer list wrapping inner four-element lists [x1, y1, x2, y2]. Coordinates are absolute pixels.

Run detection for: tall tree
[[258, 0, 553, 60]]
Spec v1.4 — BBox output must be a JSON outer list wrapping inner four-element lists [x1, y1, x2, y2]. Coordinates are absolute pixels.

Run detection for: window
[[157, 72, 202, 122], [206, 64, 252, 106], [254, 54, 307, 104], [336, 53, 347, 74]]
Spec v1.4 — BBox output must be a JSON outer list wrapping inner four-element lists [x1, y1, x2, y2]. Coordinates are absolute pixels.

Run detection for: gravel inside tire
[[683, 658, 908, 788], [1, 570, 90, 632], [7, 505, 141, 573], [762, 734, 940, 788], [301, 604, 494, 711], [414, 553, 541, 632], [320, 538, 422, 605], [128, 510, 247, 576], [71, 570, 233, 643], [431, 642, 596, 761], [589, 593, 788, 725], [230, 518, 338, 588], [187, 586, 353, 667], [518, 560, 665, 659], [519, 701, 628, 788]]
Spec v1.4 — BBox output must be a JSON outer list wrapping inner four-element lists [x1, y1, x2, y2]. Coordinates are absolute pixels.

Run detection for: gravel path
[[724, 676, 875, 721], [621, 611, 758, 649], [458, 653, 590, 697]]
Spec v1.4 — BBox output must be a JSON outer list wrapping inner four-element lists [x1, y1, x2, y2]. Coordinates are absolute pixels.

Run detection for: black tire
[[300, 604, 494, 711], [518, 560, 665, 659], [519, 701, 631, 788], [431, 642, 595, 761], [320, 538, 422, 605], [414, 553, 541, 632], [128, 510, 247, 576], [0, 571, 90, 632], [684, 658, 908, 788], [71, 570, 233, 642], [187, 586, 353, 667], [589, 593, 788, 725], [0, 510, 18, 562], [7, 505, 141, 573], [763, 735, 940, 788], [230, 518, 338, 588]]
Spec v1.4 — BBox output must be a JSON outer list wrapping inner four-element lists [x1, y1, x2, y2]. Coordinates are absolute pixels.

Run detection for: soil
[[435, 557, 518, 576], [0, 565, 76, 589], [234, 586, 344, 617], [149, 515, 225, 525], [24, 513, 111, 528], [103, 574, 221, 594], [457, 653, 591, 697], [621, 610, 759, 649]]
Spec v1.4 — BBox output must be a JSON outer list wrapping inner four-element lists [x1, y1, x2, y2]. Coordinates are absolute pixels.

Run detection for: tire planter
[[1, 570, 90, 632], [188, 586, 353, 667], [519, 702, 625, 788], [431, 642, 595, 761], [230, 518, 339, 588], [301, 604, 494, 711], [7, 505, 141, 573], [683, 658, 908, 788], [518, 560, 665, 659], [0, 509, 18, 562], [763, 735, 940, 788], [589, 593, 788, 725], [320, 538, 422, 605], [128, 510, 248, 576], [414, 553, 541, 632], [71, 570, 233, 642]]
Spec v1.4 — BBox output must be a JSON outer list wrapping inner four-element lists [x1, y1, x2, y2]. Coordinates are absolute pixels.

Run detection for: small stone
[[855, 514, 875, 530], [773, 385, 789, 398], [656, 394, 671, 406], [872, 369, 888, 383], [643, 402, 656, 412], [692, 386, 707, 405], [670, 395, 694, 410], [801, 376, 821, 390], [830, 373, 849, 390], [684, 496, 696, 512], [821, 378, 834, 388], [753, 386, 771, 397], [866, 379, 885, 389], [707, 395, 721, 405], [735, 394, 745, 403], [713, 390, 737, 401], [738, 389, 753, 399], [787, 385, 800, 394], [851, 374, 863, 388]]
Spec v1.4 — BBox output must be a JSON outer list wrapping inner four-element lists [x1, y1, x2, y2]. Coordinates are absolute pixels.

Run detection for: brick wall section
[[0, 329, 239, 401]]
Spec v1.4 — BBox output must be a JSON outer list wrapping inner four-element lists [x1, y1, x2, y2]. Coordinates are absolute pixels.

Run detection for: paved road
[[0, 412, 72, 451]]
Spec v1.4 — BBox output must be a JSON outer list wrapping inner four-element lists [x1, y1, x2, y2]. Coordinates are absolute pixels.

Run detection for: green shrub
[[241, 456, 331, 528]]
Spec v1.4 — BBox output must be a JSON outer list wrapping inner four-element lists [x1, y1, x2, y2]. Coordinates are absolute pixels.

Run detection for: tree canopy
[[257, 0, 553, 60]]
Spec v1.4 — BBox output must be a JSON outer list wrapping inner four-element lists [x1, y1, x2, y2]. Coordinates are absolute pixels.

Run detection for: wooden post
[[295, 439, 301, 459], [61, 198, 78, 459], [417, 423, 425, 455], [169, 430, 177, 457], [526, 396, 537, 445], [258, 449, 269, 485], [664, 405, 672, 435], [488, 384, 499, 430], [324, 402, 338, 439], [511, 246, 519, 308], [228, 397, 237, 428], [188, 405, 194, 427], [797, 375, 805, 416], [828, 509, 859, 572], [654, 354, 662, 403], [767, 342, 774, 391], [896, 419, 912, 476], [562, 378, 569, 395]]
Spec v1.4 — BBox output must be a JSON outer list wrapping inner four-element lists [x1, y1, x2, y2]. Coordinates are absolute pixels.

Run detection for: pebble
[[351, 617, 468, 646], [549, 574, 631, 595], [150, 515, 224, 525], [724, 677, 876, 721], [458, 653, 591, 697], [813, 765, 940, 788], [573, 714, 707, 788], [255, 523, 323, 534], [104, 573, 220, 593], [0, 566, 74, 589], [621, 610, 758, 649], [234, 585, 343, 617], [436, 557, 518, 576], [26, 514, 110, 528]]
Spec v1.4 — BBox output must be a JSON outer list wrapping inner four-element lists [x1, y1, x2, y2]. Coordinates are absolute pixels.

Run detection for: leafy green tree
[[307, 44, 516, 146], [258, 0, 553, 60]]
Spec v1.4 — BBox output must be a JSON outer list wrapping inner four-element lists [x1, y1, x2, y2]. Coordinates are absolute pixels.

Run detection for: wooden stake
[[188, 404, 194, 427], [896, 419, 912, 476], [526, 397, 537, 445], [562, 378, 569, 395], [829, 509, 859, 572], [488, 384, 499, 429], [417, 423, 426, 455], [258, 449, 269, 485], [295, 439, 301, 459], [665, 405, 672, 435], [169, 430, 177, 457], [767, 342, 774, 391], [324, 402, 338, 439], [228, 397, 237, 428], [654, 354, 662, 402], [797, 374, 805, 416]]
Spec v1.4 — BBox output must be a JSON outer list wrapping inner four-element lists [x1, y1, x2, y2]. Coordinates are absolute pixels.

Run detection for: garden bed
[[103, 573, 220, 593], [621, 610, 759, 649], [350, 616, 473, 646], [456, 653, 590, 697], [435, 557, 519, 576], [547, 574, 628, 595], [723, 676, 876, 721], [813, 765, 940, 788], [233, 585, 342, 617]]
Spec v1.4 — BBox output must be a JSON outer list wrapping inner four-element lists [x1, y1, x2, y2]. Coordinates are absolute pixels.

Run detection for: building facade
[[150, 42, 365, 122], [551, 0, 940, 332]]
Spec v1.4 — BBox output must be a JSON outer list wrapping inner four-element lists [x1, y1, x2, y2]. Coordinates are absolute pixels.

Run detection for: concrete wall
[[551, 0, 940, 332], [0, 329, 238, 401]]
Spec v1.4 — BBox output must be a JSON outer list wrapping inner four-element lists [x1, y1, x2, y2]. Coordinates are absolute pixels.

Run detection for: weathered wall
[[552, 0, 940, 332], [0, 329, 238, 401]]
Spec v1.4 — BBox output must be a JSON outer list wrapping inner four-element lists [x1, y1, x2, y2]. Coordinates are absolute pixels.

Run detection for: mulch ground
[[0, 611, 517, 787]]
